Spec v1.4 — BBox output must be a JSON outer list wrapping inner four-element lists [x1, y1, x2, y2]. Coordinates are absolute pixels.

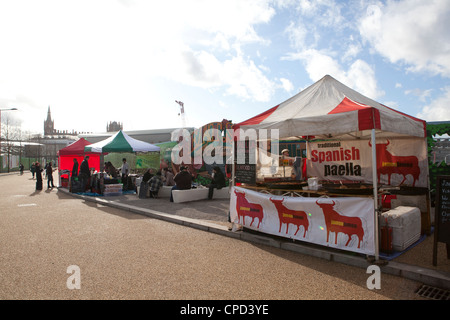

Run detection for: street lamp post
[[0, 108, 18, 173]]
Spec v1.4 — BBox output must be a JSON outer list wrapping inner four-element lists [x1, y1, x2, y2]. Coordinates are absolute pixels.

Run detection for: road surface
[[0, 172, 425, 302]]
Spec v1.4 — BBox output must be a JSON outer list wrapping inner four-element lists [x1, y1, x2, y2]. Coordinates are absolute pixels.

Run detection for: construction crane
[[175, 100, 186, 128]]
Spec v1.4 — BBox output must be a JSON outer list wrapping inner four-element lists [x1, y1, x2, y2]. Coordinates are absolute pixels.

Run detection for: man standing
[[120, 158, 130, 190], [46, 161, 55, 189], [79, 156, 90, 192]]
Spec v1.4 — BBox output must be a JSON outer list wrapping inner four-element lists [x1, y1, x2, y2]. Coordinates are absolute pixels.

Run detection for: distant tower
[[44, 106, 55, 136], [107, 121, 123, 132]]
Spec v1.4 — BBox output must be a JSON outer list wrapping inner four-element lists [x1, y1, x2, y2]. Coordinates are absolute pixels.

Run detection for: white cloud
[[347, 59, 384, 99], [0, 0, 279, 133], [342, 43, 362, 62], [297, 0, 345, 27], [416, 86, 450, 121], [223, 56, 274, 102], [283, 0, 346, 51], [292, 50, 343, 81], [285, 20, 310, 50], [279, 78, 295, 93], [359, 0, 450, 77], [283, 49, 384, 100], [405, 88, 433, 102]]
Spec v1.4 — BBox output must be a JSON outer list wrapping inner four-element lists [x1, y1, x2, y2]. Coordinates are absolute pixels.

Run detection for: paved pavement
[[56, 181, 450, 291]]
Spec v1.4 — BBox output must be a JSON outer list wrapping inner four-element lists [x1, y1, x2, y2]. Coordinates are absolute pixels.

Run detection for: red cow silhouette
[[234, 190, 264, 228], [269, 197, 309, 237], [369, 140, 420, 186], [316, 199, 364, 248]]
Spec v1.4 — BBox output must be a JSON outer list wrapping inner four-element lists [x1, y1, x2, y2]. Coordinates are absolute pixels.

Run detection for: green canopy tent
[[83, 130, 161, 194], [84, 130, 160, 153]]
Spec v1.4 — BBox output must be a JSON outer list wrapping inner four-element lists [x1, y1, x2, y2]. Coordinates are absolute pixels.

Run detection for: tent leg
[[371, 129, 380, 261]]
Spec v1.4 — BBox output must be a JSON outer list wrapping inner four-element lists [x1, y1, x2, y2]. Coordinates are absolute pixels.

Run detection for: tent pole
[[231, 135, 236, 188], [371, 129, 380, 261]]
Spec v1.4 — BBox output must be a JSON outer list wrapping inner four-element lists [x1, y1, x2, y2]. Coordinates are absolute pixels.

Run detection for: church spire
[[44, 105, 54, 136], [46, 106, 52, 121]]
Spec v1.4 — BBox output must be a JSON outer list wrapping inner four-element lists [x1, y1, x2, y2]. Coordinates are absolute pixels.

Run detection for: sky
[[0, 0, 449, 136]]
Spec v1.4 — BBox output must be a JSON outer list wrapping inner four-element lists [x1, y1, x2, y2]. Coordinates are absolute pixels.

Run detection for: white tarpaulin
[[230, 186, 375, 255], [235, 75, 426, 140]]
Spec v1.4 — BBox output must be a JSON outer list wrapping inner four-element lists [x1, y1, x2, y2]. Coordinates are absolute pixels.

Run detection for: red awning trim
[[328, 97, 370, 114], [233, 105, 279, 129]]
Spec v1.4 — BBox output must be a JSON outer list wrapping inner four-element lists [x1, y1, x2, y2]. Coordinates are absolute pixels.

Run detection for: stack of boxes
[[103, 184, 123, 196]]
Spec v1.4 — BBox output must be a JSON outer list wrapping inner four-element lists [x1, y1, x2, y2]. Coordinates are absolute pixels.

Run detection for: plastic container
[[308, 177, 320, 191], [380, 206, 421, 252]]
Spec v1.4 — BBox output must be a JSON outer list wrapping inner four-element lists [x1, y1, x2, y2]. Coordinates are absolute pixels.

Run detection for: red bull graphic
[[269, 197, 309, 237], [315, 199, 365, 249], [234, 189, 264, 228], [230, 187, 375, 255], [369, 139, 420, 186]]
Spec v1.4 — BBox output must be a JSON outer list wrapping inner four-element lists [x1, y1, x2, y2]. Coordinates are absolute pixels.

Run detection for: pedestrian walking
[[31, 162, 36, 179], [46, 161, 55, 189]]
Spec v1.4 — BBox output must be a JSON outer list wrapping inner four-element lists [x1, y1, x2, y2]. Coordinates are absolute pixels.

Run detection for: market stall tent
[[57, 138, 101, 173], [84, 130, 160, 153], [233, 74, 428, 260]]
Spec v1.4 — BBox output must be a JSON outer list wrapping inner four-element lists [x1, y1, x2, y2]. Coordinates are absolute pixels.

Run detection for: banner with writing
[[230, 186, 375, 255], [307, 138, 428, 187]]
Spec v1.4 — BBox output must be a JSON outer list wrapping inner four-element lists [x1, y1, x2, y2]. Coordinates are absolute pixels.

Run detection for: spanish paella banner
[[230, 186, 375, 255], [306, 138, 428, 187]]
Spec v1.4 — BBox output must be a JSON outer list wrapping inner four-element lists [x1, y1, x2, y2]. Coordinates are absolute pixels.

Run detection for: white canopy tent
[[234, 75, 428, 260], [235, 75, 426, 140]]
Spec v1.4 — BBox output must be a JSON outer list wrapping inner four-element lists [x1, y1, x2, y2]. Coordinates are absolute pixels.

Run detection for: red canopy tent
[[57, 138, 101, 175]]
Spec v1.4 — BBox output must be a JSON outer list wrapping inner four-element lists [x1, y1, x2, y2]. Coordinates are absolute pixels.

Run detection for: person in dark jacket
[[207, 166, 226, 199], [31, 162, 36, 179], [79, 156, 90, 192], [170, 166, 192, 202], [35, 162, 43, 191], [149, 170, 163, 198], [138, 168, 154, 199], [72, 158, 79, 178], [46, 161, 55, 189]]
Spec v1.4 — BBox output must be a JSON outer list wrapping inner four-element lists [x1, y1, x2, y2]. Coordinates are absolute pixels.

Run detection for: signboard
[[235, 140, 256, 184], [230, 186, 375, 255], [307, 138, 428, 187], [433, 175, 450, 265]]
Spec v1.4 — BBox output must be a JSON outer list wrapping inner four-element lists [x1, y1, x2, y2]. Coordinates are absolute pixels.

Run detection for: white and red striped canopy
[[235, 75, 426, 140]]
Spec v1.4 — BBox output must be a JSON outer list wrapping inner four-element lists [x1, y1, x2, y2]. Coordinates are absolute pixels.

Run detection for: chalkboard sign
[[234, 140, 256, 184], [235, 163, 256, 184], [433, 175, 450, 265]]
